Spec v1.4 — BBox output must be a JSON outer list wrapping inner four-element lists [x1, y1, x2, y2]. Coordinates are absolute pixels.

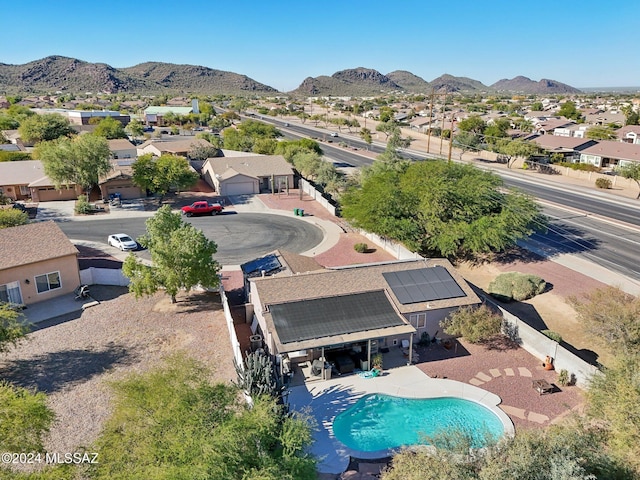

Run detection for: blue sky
[[2, 0, 638, 92]]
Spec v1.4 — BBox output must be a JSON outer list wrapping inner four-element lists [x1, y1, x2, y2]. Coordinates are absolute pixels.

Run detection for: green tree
[[0, 302, 29, 353], [342, 161, 546, 260], [0, 114, 19, 130], [122, 206, 220, 303], [625, 111, 639, 126], [457, 115, 486, 134], [360, 127, 373, 147], [132, 154, 198, 198], [619, 162, 640, 199], [36, 134, 111, 194], [586, 125, 617, 140], [494, 138, 539, 168], [187, 142, 219, 161], [453, 131, 482, 159], [0, 381, 54, 453], [530, 101, 544, 111], [558, 101, 583, 122], [585, 354, 640, 473], [91, 355, 316, 480], [569, 286, 640, 355], [18, 113, 74, 144], [441, 305, 503, 343], [93, 116, 127, 139], [376, 120, 397, 140], [125, 118, 145, 139], [0, 208, 29, 229]]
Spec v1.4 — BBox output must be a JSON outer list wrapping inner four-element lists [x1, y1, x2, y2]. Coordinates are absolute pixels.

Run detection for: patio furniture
[[311, 359, 324, 376], [334, 354, 355, 374], [533, 378, 553, 395]]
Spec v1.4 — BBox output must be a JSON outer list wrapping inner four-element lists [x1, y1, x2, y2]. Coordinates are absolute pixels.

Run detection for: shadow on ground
[[0, 342, 136, 394]]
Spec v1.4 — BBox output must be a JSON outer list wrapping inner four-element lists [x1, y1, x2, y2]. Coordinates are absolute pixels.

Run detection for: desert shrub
[[74, 194, 92, 214], [557, 369, 570, 386], [558, 161, 601, 172], [595, 177, 612, 189], [441, 305, 503, 343], [0, 208, 28, 228], [488, 272, 546, 302], [542, 329, 563, 343], [354, 242, 368, 253]]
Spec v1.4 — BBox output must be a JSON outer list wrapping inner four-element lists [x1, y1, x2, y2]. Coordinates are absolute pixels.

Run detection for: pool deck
[[288, 365, 514, 475]]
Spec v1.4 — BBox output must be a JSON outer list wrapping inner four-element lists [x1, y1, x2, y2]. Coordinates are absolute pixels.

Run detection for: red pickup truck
[[181, 201, 224, 217]]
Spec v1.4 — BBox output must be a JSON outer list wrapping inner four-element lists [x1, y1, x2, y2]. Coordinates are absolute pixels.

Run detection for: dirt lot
[[0, 286, 236, 455]]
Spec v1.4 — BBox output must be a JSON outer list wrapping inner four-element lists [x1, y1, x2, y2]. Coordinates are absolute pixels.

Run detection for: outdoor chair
[[311, 359, 324, 376]]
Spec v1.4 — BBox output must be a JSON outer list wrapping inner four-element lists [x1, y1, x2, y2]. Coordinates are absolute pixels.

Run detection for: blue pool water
[[333, 394, 504, 452]]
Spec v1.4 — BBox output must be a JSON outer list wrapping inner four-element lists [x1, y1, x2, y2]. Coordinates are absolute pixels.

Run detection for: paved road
[[58, 212, 324, 266], [273, 120, 640, 282]]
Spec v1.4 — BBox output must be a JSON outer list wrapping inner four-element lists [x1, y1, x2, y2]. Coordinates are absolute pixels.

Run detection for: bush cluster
[[488, 272, 546, 302], [354, 242, 368, 253], [441, 305, 503, 343], [595, 177, 612, 189], [541, 329, 563, 343], [74, 194, 93, 215], [557, 161, 601, 172]]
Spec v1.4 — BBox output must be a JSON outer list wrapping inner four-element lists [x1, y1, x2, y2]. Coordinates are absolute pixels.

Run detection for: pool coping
[[287, 364, 515, 475]]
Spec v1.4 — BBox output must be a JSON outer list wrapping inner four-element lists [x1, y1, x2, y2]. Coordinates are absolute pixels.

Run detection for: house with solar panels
[[248, 258, 480, 382]]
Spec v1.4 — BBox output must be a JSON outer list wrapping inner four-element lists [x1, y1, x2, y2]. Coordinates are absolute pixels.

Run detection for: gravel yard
[[0, 286, 236, 455]]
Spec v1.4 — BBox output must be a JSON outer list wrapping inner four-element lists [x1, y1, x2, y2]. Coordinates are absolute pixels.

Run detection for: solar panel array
[[382, 266, 466, 304], [240, 254, 282, 277], [270, 290, 404, 344]]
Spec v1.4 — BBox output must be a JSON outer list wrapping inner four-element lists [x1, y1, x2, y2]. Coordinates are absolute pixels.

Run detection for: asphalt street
[[272, 119, 640, 282], [58, 212, 324, 266]]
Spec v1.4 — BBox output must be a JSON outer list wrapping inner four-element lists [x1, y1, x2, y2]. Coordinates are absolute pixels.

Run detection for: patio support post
[[321, 346, 325, 380], [367, 339, 371, 370], [409, 335, 413, 365]]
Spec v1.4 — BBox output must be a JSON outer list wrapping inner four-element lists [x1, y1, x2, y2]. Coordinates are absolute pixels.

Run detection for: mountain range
[[0, 56, 581, 96]]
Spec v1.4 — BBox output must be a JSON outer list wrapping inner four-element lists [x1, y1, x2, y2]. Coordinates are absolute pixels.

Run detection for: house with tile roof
[[0, 160, 81, 202], [137, 138, 213, 158], [579, 140, 640, 169], [98, 160, 144, 201], [248, 259, 480, 379], [0, 222, 80, 306], [617, 125, 640, 145], [202, 154, 294, 196]]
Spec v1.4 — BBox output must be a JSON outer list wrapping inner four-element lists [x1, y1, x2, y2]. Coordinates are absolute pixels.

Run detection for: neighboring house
[[553, 124, 588, 138], [584, 112, 626, 127], [143, 106, 194, 126], [529, 136, 597, 162], [31, 108, 130, 126], [536, 118, 575, 135], [0, 222, 80, 306], [579, 140, 640, 169], [0, 160, 81, 202], [108, 138, 137, 159], [617, 125, 640, 145], [202, 154, 295, 196], [98, 160, 144, 201], [137, 138, 213, 158], [248, 259, 480, 377]]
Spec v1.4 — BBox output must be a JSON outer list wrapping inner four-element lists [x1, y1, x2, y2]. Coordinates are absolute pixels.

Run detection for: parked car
[[180, 201, 224, 217], [107, 233, 138, 251]]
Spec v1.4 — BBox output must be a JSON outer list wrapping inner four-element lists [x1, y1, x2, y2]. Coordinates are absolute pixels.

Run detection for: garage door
[[224, 182, 255, 196], [106, 186, 142, 200]]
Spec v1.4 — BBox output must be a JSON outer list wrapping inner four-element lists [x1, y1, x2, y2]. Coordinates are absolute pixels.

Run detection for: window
[[35, 271, 61, 294], [0, 281, 23, 304], [20, 185, 30, 195], [409, 313, 427, 328]]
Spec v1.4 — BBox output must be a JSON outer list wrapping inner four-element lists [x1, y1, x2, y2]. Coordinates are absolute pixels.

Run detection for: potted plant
[[372, 353, 383, 371]]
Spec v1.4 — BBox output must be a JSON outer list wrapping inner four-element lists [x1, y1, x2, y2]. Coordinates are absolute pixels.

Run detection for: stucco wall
[[0, 255, 80, 305]]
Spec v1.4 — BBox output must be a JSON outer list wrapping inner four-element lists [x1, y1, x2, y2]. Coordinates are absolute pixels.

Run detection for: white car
[[108, 233, 138, 251], [330, 132, 339, 137]]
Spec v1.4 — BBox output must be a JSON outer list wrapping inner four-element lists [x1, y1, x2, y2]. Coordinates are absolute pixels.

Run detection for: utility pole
[[447, 116, 455, 163], [426, 90, 434, 154]]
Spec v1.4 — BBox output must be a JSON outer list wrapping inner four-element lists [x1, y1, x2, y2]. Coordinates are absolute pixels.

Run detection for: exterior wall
[[220, 177, 259, 196], [0, 184, 31, 201], [404, 306, 458, 340], [99, 179, 144, 200], [138, 145, 163, 157], [0, 254, 80, 305], [31, 185, 82, 202], [258, 174, 294, 193], [111, 148, 137, 159]]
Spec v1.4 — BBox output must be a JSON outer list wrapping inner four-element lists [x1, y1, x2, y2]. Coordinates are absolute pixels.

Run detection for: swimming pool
[[333, 394, 504, 452]]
